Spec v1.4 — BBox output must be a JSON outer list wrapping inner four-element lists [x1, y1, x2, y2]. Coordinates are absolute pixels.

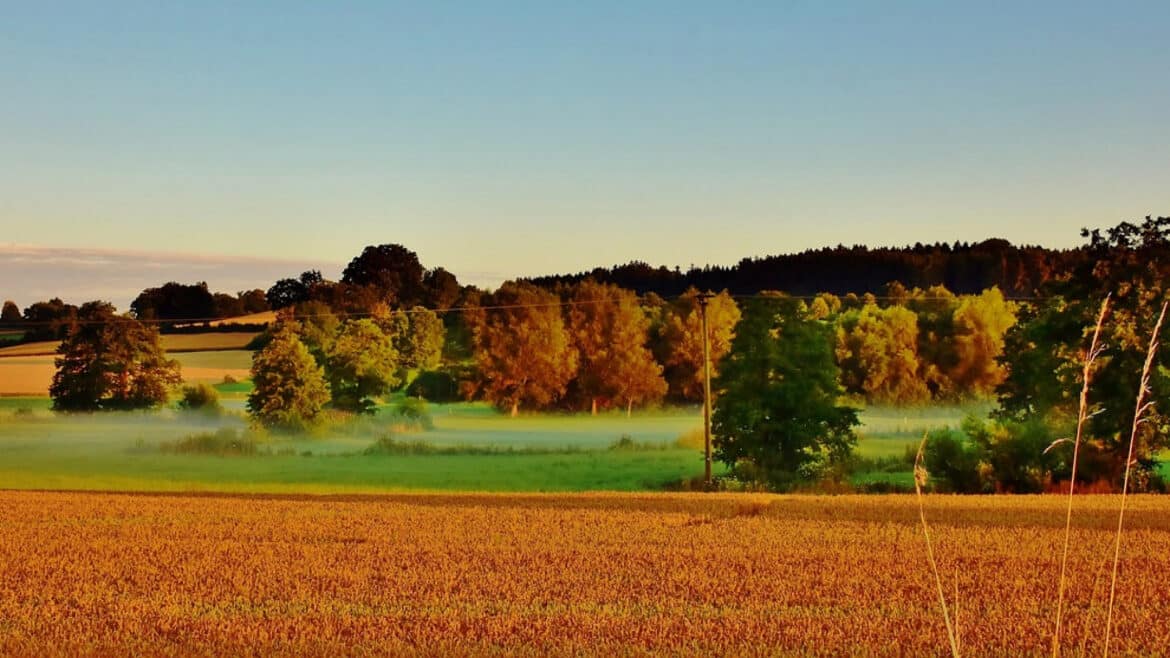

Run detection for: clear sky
[[2, 1, 1168, 308]]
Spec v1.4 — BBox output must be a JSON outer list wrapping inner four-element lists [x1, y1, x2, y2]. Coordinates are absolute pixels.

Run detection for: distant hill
[[526, 239, 1085, 297]]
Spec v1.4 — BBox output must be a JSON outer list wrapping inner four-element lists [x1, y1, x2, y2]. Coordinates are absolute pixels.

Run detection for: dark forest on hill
[[526, 238, 1085, 298]]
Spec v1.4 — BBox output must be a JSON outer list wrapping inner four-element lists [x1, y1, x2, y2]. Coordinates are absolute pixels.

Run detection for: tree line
[[526, 238, 1089, 298], [26, 217, 1170, 494]]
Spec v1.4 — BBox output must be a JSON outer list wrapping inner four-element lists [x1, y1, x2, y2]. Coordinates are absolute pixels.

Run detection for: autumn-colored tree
[[661, 289, 740, 402], [905, 285, 960, 398], [835, 304, 930, 405], [466, 281, 578, 416], [326, 319, 400, 413], [567, 280, 666, 415], [948, 287, 1017, 397], [807, 293, 841, 320], [247, 323, 331, 431], [50, 302, 182, 411]]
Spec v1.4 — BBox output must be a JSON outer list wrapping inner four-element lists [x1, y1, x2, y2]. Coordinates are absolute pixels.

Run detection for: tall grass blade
[[915, 435, 961, 658], [1052, 295, 1110, 657], [1103, 301, 1168, 656]]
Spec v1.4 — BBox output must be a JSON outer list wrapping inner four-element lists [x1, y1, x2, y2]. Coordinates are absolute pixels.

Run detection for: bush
[[405, 370, 463, 403], [923, 428, 989, 493], [160, 428, 258, 456], [608, 435, 671, 451], [177, 383, 222, 414], [363, 434, 440, 455], [391, 397, 435, 431]]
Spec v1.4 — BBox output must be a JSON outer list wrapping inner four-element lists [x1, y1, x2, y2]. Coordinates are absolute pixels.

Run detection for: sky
[[2, 1, 1168, 309]]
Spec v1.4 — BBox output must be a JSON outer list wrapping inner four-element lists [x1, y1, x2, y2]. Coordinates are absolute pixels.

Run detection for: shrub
[[391, 397, 434, 431], [923, 428, 989, 493], [608, 435, 671, 451], [160, 428, 258, 456], [405, 369, 462, 403], [177, 383, 222, 414]]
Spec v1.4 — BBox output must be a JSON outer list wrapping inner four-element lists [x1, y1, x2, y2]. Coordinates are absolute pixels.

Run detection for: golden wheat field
[[1, 491, 1168, 657]]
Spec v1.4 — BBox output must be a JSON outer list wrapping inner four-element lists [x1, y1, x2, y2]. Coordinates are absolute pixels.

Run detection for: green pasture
[[0, 398, 978, 493]]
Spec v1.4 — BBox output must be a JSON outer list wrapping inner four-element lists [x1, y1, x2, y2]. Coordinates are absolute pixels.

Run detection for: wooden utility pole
[[698, 291, 714, 487]]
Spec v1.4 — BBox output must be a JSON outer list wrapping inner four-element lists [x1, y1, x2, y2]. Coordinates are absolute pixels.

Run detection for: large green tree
[[376, 306, 446, 372], [247, 323, 331, 431], [996, 216, 1170, 487], [326, 319, 400, 414], [50, 302, 182, 411], [466, 281, 578, 416], [713, 296, 859, 489], [567, 280, 665, 415]]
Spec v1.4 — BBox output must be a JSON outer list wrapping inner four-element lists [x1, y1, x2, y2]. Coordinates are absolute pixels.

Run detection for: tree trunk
[[591, 398, 598, 416], [626, 399, 633, 418], [510, 401, 519, 418]]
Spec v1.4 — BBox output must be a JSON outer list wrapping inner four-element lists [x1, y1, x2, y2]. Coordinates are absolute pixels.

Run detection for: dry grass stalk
[[1102, 300, 1168, 657], [1051, 295, 1110, 658], [914, 435, 961, 658]]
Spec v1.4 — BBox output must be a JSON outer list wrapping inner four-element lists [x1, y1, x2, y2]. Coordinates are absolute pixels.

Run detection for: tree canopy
[[50, 302, 181, 411], [341, 244, 426, 308], [466, 281, 578, 416], [996, 216, 1170, 488], [713, 296, 859, 489], [567, 280, 665, 415], [130, 282, 216, 323], [660, 288, 740, 402], [247, 323, 331, 431], [325, 319, 400, 414]]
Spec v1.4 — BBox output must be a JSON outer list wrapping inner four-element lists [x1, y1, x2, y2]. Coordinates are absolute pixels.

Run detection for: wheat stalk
[[1102, 301, 1168, 656], [1077, 551, 1111, 656], [915, 435, 960, 658], [1052, 295, 1110, 657]]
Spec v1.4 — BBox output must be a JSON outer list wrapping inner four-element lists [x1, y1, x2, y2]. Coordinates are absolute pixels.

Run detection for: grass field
[[1, 490, 1167, 656], [0, 400, 975, 493]]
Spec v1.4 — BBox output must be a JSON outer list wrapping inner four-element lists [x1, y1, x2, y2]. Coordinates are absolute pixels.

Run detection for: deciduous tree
[[466, 282, 578, 416], [661, 288, 740, 402], [948, 287, 1017, 397], [247, 323, 331, 431], [341, 244, 426, 308], [1, 301, 21, 328], [326, 319, 400, 413], [713, 296, 859, 489], [50, 302, 181, 411], [836, 304, 930, 405], [567, 280, 665, 415]]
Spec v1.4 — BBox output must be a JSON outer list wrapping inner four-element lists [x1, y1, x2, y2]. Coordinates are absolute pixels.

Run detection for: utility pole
[[698, 291, 714, 487]]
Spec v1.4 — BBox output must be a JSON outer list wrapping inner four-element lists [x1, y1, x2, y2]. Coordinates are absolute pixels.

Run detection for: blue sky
[[2, 1, 1168, 307]]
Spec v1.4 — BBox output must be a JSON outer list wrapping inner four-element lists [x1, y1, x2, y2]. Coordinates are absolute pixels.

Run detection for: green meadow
[[0, 392, 980, 493]]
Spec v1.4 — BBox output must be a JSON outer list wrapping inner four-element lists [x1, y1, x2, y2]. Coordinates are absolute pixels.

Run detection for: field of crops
[[1, 491, 1168, 657], [0, 348, 253, 394]]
